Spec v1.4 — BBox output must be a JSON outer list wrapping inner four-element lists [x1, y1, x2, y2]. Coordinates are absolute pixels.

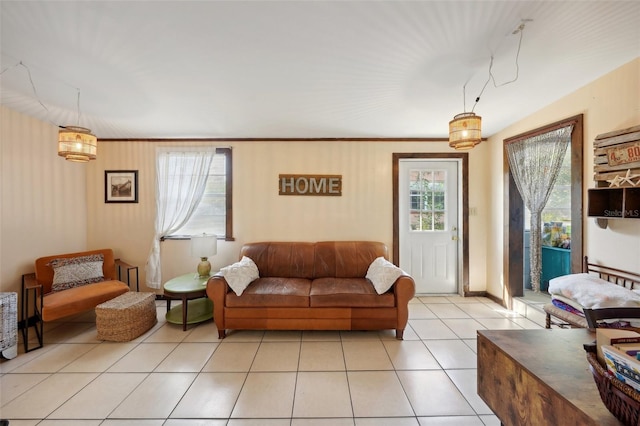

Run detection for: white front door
[[399, 159, 460, 294]]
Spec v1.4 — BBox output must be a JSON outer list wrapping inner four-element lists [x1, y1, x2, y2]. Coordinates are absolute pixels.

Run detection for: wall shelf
[[587, 187, 640, 219]]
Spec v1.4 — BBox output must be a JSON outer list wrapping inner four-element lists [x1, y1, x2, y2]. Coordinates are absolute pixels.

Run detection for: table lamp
[[190, 233, 217, 277]]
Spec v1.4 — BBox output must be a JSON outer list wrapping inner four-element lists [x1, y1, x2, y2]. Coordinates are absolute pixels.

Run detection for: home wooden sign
[[279, 174, 342, 196]]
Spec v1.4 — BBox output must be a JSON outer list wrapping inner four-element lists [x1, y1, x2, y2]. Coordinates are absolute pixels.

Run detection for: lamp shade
[[448, 112, 482, 150], [58, 126, 98, 162], [190, 234, 217, 258]]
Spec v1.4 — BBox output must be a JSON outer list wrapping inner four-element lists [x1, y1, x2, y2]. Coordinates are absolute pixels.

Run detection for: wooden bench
[[544, 256, 640, 329]]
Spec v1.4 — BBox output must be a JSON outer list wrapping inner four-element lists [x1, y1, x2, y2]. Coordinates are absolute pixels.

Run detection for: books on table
[[595, 328, 640, 391], [595, 328, 640, 363], [601, 345, 640, 391]]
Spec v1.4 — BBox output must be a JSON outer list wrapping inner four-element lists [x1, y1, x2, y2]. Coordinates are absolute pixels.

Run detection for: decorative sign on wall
[[593, 124, 640, 187], [607, 141, 640, 167], [279, 174, 342, 196]]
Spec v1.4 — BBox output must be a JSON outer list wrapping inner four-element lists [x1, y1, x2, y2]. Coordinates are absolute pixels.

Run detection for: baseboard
[[464, 290, 487, 298], [483, 292, 506, 308]]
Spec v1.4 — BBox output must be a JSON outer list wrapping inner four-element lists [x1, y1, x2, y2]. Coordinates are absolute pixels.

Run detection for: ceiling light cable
[[76, 89, 82, 126], [1, 61, 50, 114], [471, 21, 526, 113]]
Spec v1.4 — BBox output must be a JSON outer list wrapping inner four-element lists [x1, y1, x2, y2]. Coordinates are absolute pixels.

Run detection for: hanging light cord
[[76, 90, 82, 126], [2, 60, 88, 129], [470, 22, 526, 113], [1, 61, 49, 113]]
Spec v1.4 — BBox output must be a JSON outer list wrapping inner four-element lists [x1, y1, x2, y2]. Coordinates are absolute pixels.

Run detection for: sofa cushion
[[49, 254, 105, 292], [310, 278, 395, 308], [241, 242, 316, 279], [42, 280, 130, 322], [314, 241, 388, 278], [366, 257, 404, 295], [226, 277, 311, 308], [220, 256, 260, 296]]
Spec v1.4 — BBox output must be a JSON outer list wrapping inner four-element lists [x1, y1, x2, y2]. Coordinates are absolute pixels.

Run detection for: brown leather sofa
[[22, 248, 132, 351], [206, 241, 415, 339]]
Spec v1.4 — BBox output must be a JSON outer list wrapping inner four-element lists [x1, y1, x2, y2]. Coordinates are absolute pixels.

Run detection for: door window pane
[[408, 169, 447, 231]]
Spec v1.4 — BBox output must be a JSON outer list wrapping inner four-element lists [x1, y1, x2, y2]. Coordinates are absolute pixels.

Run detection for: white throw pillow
[[366, 256, 404, 294], [220, 256, 260, 296]]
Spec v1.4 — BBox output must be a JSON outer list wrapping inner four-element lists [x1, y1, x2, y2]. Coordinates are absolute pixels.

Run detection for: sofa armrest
[[22, 272, 38, 290], [114, 258, 139, 291], [393, 275, 416, 336], [114, 258, 134, 269], [207, 274, 230, 338]]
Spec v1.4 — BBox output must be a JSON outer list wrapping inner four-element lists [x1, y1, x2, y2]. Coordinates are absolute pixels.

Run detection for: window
[[160, 147, 232, 240], [524, 147, 571, 246], [541, 147, 572, 224], [408, 169, 446, 231]]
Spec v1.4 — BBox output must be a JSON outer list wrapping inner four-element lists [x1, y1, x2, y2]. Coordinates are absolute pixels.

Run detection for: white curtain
[[145, 150, 215, 289], [506, 125, 573, 292]]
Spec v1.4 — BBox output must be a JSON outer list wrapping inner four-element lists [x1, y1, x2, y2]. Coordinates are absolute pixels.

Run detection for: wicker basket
[[0, 292, 18, 359], [586, 349, 640, 425], [96, 292, 157, 342]]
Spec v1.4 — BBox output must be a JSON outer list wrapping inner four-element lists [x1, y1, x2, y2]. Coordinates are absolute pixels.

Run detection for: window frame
[[160, 147, 234, 241]]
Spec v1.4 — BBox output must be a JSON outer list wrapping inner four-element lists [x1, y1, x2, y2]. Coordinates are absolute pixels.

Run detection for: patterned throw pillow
[[220, 256, 260, 296], [366, 256, 404, 294], [49, 254, 105, 292]]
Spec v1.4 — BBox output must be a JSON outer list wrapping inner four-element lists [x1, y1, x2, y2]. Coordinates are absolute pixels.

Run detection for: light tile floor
[[1, 296, 544, 425]]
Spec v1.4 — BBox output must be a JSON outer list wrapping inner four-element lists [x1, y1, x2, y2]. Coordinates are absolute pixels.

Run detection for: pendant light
[[448, 19, 529, 151], [449, 112, 482, 150], [58, 91, 97, 162]]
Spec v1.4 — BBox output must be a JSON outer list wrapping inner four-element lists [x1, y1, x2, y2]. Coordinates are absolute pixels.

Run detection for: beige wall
[[484, 57, 640, 299], [1, 106, 88, 295], [4, 58, 636, 304], [88, 140, 491, 293], [0, 106, 490, 299]]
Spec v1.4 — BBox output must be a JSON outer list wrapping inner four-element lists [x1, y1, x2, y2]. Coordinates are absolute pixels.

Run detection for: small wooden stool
[[96, 292, 157, 341]]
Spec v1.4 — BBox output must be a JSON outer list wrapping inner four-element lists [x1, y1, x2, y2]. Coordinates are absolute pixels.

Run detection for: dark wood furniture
[[477, 328, 622, 426], [588, 125, 640, 225], [588, 187, 640, 219], [584, 307, 640, 329], [544, 256, 640, 329]]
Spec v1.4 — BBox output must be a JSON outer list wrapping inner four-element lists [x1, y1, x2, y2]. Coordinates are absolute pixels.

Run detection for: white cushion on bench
[[548, 273, 640, 309]]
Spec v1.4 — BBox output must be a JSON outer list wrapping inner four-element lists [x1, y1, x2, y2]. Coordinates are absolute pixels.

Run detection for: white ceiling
[[1, 1, 639, 140]]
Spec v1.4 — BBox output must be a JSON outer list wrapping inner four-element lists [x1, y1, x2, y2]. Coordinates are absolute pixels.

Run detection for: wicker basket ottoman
[[96, 292, 157, 341]]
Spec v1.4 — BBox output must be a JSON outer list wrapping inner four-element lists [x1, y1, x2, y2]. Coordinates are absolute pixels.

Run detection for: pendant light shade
[[58, 126, 97, 162], [448, 112, 482, 150]]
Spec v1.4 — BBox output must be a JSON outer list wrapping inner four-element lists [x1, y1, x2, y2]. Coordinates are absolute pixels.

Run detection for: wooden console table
[[477, 329, 622, 426]]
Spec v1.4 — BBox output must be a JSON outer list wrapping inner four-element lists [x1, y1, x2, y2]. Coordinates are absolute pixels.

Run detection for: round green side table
[[163, 273, 213, 331]]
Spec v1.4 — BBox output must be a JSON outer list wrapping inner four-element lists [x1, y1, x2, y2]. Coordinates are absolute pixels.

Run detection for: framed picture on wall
[[105, 170, 138, 203]]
